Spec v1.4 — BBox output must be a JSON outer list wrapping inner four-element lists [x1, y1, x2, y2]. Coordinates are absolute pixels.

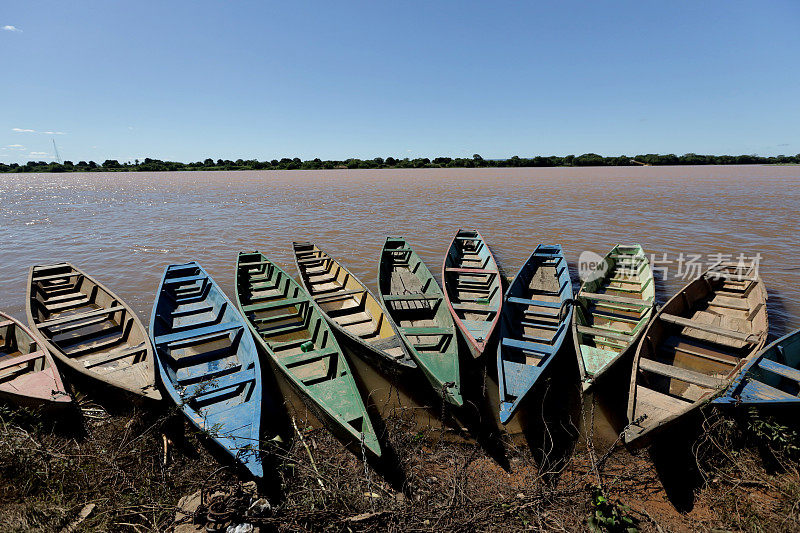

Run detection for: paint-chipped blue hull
[[151, 262, 263, 478], [497, 245, 573, 424]]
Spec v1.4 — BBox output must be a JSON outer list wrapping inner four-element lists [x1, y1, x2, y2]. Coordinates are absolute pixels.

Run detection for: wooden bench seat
[[401, 327, 450, 336], [155, 321, 240, 346], [660, 313, 758, 343], [507, 296, 561, 308], [315, 289, 365, 303], [243, 297, 307, 313], [577, 325, 632, 342], [39, 305, 125, 328], [0, 351, 45, 371], [639, 358, 725, 389], [580, 292, 652, 308], [445, 267, 494, 275], [758, 358, 800, 384]]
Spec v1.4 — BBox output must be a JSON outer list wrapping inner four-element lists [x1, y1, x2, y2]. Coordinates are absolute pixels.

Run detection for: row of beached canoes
[[1, 231, 797, 478]]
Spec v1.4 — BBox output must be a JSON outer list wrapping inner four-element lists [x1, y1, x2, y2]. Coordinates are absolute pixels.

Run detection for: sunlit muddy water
[[2, 166, 798, 445]]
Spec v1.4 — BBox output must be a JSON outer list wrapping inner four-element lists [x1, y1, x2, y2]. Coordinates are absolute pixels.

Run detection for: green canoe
[[572, 244, 655, 391], [234, 251, 381, 458], [377, 237, 463, 407]]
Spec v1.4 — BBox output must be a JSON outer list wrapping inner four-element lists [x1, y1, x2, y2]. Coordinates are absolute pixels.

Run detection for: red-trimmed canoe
[[442, 229, 503, 359], [0, 311, 72, 408]]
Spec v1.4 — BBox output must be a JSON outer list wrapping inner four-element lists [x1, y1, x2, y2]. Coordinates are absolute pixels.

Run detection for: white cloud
[[29, 151, 48, 156], [2, 25, 22, 33], [43, 131, 65, 135], [12, 127, 35, 133], [6, 144, 25, 150]]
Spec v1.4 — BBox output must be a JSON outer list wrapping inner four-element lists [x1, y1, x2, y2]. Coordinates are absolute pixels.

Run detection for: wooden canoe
[[151, 262, 263, 477], [714, 328, 800, 406], [26, 263, 161, 401], [378, 237, 462, 407], [625, 261, 768, 446], [235, 251, 381, 458], [442, 229, 503, 359], [0, 311, 72, 408], [292, 242, 416, 375], [497, 245, 573, 423], [572, 244, 655, 391]]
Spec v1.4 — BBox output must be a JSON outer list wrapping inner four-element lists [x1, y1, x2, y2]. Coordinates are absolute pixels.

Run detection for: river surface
[[1, 166, 798, 443]]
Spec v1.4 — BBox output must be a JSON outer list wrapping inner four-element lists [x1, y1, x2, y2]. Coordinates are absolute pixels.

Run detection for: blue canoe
[[150, 262, 263, 478], [497, 245, 573, 424], [714, 328, 800, 406]]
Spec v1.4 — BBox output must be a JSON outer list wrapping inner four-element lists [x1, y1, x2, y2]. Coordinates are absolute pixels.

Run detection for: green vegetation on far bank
[[2, 152, 800, 173]]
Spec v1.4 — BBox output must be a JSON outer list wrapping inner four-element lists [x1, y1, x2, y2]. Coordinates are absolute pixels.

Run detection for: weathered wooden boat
[[497, 245, 573, 423], [442, 229, 503, 359], [572, 245, 655, 391], [378, 237, 462, 407], [714, 328, 800, 406], [625, 261, 768, 445], [151, 262, 263, 477], [26, 263, 161, 400], [235, 251, 381, 458], [0, 311, 72, 408], [292, 242, 416, 376]]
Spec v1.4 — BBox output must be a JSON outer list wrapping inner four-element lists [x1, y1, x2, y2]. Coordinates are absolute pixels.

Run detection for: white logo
[[578, 250, 607, 282]]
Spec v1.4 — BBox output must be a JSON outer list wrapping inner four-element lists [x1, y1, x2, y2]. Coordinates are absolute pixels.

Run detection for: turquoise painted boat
[[442, 229, 503, 359], [497, 245, 573, 424], [151, 262, 263, 478], [378, 237, 462, 407], [714, 328, 800, 405], [572, 244, 655, 391], [235, 251, 381, 458]]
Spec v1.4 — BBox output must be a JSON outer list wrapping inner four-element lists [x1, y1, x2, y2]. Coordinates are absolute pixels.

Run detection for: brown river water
[[1, 166, 798, 447]]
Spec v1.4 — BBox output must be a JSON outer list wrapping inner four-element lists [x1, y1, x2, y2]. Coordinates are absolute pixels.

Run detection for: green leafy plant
[[587, 486, 638, 533], [746, 408, 799, 456]]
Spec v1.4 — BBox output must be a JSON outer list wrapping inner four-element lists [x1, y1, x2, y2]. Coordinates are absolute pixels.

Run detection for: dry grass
[[1, 396, 799, 532]]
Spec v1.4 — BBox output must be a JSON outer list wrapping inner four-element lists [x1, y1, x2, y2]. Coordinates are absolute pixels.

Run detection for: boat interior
[[28, 263, 151, 382], [293, 242, 407, 361], [380, 238, 454, 356], [502, 245, 571, 371], [152, 262, 256, 414], [237, 252, 370, 433], [575, 245, 655, 379], [630, 261, 768, 429], [0, 315, 51, 389], [727, 331, 800, 402], [443, 230, 501, 344]]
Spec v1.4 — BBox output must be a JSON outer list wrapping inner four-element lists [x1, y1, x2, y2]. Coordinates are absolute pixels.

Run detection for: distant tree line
[[2, 153, 799, 173]]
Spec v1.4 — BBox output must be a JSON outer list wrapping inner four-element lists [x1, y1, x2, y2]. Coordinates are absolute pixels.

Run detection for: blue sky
[[1, 1, 798, 163]]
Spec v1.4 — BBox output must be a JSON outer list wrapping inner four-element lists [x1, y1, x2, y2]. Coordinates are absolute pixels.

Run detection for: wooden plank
[[660, 313, 757, 343], [580, 292, 651, 307], [296, 256, 324, 265], [155, 321, 240, 346], [243, 297, 307, 313], [164, 274, 206, 285], [501, 337, 550, 354], [577, 325, 632, 342], [383, 294, 438, 301], [507, 297, 561, 308], [38, 305, 125, 328], [401, 327, 450, 336], [758, 358, 800, 384], [639, 358, 725, 388], [445, 267, 494, 275], [0, 350, 45, 371], [31, 272, 81, 283], [315, 289, 365, 303]]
